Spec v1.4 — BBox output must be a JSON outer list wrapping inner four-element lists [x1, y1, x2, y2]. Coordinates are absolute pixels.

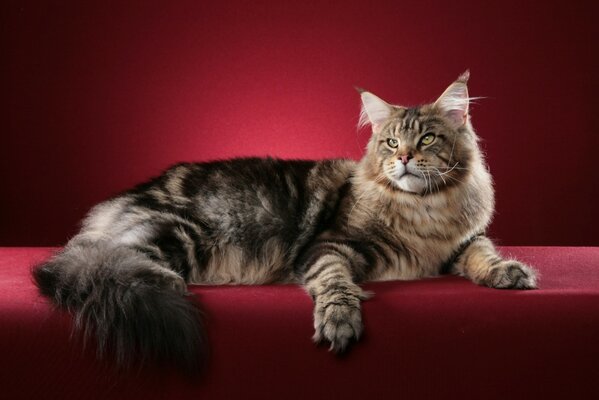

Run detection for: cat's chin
[[392, 174, 426, 194]]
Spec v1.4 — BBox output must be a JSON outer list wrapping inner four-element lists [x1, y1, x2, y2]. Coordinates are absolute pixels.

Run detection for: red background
[[2, 0, 597, 246]]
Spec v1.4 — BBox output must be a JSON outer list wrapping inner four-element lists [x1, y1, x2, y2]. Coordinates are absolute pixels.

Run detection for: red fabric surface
[[1, 247, 598, 399], [2, 0, 598, 247]]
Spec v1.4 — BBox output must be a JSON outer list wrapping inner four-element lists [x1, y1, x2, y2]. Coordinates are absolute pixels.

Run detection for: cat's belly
[[370, 262, 441, 281], [187, 239, 298, 285]]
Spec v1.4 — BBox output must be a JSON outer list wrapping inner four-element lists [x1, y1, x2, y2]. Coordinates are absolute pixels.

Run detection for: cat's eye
[[386, 138, 399, 148], [420, 133, 436, 146]]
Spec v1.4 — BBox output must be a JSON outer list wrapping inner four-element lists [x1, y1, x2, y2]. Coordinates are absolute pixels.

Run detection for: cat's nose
[[399, 154, 413, 165]]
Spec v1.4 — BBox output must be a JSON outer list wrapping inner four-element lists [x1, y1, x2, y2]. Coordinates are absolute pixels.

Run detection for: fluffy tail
[[32, 242, 206, 372]]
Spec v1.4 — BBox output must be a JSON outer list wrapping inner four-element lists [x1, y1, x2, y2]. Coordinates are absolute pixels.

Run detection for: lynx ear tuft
[[434, 71, 472, 127], [359, 91, 393, 132], [457, 70, 470, 83]]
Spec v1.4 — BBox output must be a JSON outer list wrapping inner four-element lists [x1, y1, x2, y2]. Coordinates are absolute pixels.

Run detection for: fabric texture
[[1, 247, 598, 399]]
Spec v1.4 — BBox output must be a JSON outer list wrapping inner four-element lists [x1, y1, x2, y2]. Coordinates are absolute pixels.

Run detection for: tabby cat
[[33, 71, 537, 372]]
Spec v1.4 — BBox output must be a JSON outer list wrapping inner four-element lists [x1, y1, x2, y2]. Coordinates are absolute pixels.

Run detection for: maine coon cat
[[33, 71, 537, 371]]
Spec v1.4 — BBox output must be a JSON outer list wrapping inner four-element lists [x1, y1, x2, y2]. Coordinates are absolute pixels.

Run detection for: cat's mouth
[[393, 169, 420, 180], [389, 170, 426, 194], [399, 171, 417, 177]]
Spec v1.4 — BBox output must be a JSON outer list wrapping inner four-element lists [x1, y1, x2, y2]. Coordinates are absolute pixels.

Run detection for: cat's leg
[[453, 235, 538, 289], [81, 198, 204, 287], [301, 245, 369, 352]]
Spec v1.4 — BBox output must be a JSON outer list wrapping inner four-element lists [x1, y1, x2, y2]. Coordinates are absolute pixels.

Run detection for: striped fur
[[33, 72, 537, 371]]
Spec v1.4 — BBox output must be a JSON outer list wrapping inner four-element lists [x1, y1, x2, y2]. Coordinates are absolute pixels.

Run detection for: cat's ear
[[358, 90, 393, 133], [434, 70, 470, 128]]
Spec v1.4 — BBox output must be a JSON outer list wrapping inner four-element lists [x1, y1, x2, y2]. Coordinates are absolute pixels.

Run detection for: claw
[[313, 302, 363, 354]]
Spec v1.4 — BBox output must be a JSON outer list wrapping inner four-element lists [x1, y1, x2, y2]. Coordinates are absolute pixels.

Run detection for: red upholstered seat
[[1, 247, 598, 399]]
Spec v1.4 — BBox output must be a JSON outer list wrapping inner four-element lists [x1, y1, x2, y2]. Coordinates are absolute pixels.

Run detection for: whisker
[[438, 162, 460, 176], [419, 169, 429, 194], [443, 174, 466, 185], [432, 171, 441, 193], [429, 166, 469, 171], [430, 167, 447, 185], [420, 164, 468, 172], [425, 170, 434, 194], [420, 162, 463, 176], [428, 170, 438, 193], [425, 170, 430, 194]]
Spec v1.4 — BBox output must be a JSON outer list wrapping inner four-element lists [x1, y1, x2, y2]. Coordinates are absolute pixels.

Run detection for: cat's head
[[358, 71, 480, 195]]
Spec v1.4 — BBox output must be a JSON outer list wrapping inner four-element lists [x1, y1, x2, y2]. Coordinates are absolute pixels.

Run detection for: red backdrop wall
[[2, 0, 597, 246]]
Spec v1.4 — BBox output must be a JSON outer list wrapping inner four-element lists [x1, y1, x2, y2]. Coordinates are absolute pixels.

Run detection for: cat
[[33, 71, 537, 372]]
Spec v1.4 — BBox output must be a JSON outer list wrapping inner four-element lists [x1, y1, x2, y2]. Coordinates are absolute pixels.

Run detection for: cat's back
[[152, 157, 356, 207], [183, 156, 354, 185], [152, 157, 357, 284]]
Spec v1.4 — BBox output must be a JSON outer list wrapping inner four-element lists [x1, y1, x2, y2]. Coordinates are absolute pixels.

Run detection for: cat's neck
[[348, 158, 494, 240]]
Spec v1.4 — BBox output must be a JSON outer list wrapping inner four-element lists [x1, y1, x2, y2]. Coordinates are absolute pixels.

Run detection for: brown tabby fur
[[33, 71, 537, 371]]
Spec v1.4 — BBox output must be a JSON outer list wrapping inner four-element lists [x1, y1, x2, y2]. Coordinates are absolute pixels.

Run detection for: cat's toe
[[313, 302, 363, 353], [486, 260, 538, 290]]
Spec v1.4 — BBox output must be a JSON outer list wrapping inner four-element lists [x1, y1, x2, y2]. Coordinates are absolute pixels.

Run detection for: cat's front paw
[[313, 298, 363, 353], [484, 260, 538, 289]]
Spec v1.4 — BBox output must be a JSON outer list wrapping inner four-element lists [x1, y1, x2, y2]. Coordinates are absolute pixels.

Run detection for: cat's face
[[369, 105, 473, 194], [359, 72, 475, 195]]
